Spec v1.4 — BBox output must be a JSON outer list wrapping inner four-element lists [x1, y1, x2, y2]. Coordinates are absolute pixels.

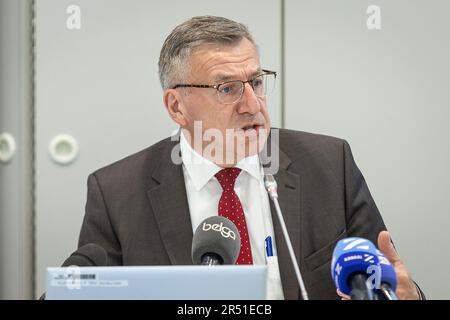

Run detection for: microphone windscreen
[[62, 243, 108, 267], [377, 251, 398, 290], [331, 237, 379, 295], [192, 216, 241, 265]]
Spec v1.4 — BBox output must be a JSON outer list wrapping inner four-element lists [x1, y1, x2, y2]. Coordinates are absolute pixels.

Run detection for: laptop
[[46, 265, 267, 300]]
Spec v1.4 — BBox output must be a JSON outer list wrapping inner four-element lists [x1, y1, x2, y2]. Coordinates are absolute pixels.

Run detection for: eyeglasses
[[172, 69, 277, 104]]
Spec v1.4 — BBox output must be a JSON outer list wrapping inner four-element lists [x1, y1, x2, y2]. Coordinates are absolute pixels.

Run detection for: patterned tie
[[215, 168, 253, 265]]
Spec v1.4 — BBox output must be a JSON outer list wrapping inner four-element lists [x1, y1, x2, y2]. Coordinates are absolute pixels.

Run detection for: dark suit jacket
[[78, 128, 387, 300]]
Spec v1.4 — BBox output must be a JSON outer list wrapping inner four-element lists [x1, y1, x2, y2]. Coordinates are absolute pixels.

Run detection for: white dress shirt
[[180, 131, 284, 299]]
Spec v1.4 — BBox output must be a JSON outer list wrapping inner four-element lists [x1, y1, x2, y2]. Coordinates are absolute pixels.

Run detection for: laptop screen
[[46, 265, 267, 300]]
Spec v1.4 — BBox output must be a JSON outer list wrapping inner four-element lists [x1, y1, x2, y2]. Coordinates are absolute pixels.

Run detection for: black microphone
[[192, 216, 241, 265], [62, 243, 108, 267], [349, 273, 375, 300]]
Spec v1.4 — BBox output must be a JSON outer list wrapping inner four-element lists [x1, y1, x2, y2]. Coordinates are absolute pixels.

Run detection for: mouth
[[241, 124, 263, 132]]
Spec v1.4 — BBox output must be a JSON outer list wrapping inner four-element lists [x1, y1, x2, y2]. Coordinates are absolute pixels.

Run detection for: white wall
[[285, 0, 450, 299]]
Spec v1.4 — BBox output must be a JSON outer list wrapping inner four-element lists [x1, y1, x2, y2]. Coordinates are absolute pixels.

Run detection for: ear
[[163, 89, 188, 127]]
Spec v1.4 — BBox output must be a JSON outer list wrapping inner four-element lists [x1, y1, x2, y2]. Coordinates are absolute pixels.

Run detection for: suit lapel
[[271, 166, 302, 300], [146, 139, 193, 265]]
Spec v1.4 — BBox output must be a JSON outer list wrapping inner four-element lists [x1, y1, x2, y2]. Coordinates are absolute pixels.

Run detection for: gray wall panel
[[0, 0, 33, 299], [285, 0, 450, 298]]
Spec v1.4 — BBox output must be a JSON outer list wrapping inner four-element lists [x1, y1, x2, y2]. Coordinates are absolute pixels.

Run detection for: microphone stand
[[379, 283, 399, 300], [264, 174, 309, 300]]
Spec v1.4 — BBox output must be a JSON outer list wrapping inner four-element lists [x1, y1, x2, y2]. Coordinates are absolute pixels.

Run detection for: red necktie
[[215, 168, 253, 265]]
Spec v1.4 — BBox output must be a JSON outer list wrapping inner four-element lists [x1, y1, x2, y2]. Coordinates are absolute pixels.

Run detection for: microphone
[[376, 251, 398, 300], [62, 243, 108, 267], [192, 216, 241, 266], [263, 174, 309, 300], [331, 237, 380, 300]]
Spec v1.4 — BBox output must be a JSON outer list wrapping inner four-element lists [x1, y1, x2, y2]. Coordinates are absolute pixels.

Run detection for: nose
[[236, 82, 261, 115]]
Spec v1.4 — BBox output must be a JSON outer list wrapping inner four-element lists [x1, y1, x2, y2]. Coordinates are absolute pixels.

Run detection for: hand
[[377, 230, 420, 300], [336, 231, 421, 300]]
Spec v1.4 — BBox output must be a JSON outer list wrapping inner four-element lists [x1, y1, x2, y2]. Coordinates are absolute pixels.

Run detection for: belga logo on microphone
[[202, 222, 236, 240]]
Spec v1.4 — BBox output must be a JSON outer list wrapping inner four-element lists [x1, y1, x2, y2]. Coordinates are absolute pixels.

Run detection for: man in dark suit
[[78, 16, 422, 299]]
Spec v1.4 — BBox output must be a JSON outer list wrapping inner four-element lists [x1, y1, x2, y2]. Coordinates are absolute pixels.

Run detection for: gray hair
[[158, 16, 257, 90]]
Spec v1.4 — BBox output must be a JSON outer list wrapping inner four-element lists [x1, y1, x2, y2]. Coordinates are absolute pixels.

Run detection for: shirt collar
[[180, 131, 263, 191], [235, 153, 262, 181]]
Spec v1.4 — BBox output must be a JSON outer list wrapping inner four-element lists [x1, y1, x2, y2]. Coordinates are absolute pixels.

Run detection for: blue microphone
[[331, 237, 380, 300], [376, 251, 398, 300]]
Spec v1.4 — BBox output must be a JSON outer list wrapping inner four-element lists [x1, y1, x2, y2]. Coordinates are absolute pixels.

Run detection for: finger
[[377, 231, 401, 264], [337, 289, 351, 300]]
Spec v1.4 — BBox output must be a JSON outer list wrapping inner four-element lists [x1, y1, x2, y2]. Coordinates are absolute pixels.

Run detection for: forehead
[[189, 38, 261, 82]]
